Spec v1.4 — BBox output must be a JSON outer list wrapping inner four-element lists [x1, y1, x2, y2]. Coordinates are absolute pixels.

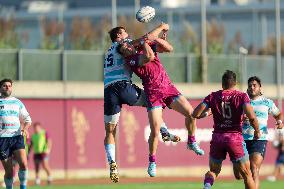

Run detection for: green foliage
[[0, 18, 20, 49]]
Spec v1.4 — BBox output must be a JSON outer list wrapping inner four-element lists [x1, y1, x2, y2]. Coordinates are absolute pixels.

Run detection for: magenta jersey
[[125, 52, 172, 94], [203, 90, 250, 134]]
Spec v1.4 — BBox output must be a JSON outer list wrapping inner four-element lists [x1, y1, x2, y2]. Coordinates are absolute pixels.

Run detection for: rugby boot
[[109, 161, 119, 183], [203, 183, 212, 189], [187, 142, 205, 155], [147, 162, 156, 177], [160, 127, 181, 142]]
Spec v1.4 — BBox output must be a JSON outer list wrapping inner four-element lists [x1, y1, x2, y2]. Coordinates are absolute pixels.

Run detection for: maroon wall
[[22, 99, 281, 171]]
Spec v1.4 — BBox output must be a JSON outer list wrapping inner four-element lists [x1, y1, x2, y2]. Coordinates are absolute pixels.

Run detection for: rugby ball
[[136, 6, 155, 23]]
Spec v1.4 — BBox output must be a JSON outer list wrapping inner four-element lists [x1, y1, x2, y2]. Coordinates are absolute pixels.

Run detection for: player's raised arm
[[154, 38, 173, 53], [138, 41, 155, 65], [243, 103, 261, 139], [131, 23, 169, 47]]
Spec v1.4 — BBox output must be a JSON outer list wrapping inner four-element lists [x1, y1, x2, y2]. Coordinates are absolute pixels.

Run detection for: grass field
[[26, 180, 284, 189]]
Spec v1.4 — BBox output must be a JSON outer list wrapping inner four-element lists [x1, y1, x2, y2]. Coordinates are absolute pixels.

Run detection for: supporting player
[[117, 25, 204, 177], [0, 78, 31, 189], [104, 23, 180, 183], [233, 76, 283, 189], [192, 70, 260, 189], [28, 122, 52, 185], [267, 128, 284, 182]]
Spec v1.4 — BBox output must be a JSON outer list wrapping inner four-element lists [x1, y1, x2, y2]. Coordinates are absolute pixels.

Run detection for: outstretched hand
[[160, 22, 169, 32]]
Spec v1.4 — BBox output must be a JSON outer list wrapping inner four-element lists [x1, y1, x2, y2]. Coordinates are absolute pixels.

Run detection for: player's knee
[[234, 172, 243, 180], [239, 167, 252, 179], [105, 123, 117, 133], [104, 112, 120, 125], [4, 170, 13, 178], [210, 166, 221, 176], [18, 162, 28, 170], [250, 163, 259, 175]]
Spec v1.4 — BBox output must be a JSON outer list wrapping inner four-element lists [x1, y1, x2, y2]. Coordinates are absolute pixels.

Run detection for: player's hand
[[253, 130, 261, 140], [21, 128, 29, 139], [276, 121, 284, 129], [160, 23, 169, 31], [161, 31, 167, 40]]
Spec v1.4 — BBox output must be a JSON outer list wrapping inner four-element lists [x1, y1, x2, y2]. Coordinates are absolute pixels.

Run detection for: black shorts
[[0, 135, 25, 160], [276, 153, 284, 165], [34, 153, 48, 162], [104, 81, 143, 115], [245, 140, 267, 158]]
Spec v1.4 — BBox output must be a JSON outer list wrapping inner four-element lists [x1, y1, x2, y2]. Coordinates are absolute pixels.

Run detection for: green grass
[[26, 180, 284, 189]]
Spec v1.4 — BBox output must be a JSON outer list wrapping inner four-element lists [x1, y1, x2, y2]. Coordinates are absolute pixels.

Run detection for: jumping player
[[0, 78, 31, 189], [117, 27, 204, 177], [233, 76, 283, 189], [192, 70, 260, 189], [104, 23, 180, 183]]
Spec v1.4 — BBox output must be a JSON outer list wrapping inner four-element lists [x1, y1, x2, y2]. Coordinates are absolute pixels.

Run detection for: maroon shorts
[[209, 132, 248, 163], [146, 84, 181, 110], [33, 153, 48, 162]]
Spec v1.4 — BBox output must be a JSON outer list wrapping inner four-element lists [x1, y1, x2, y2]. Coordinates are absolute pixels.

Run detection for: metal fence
[[0, 49, 282, 84]]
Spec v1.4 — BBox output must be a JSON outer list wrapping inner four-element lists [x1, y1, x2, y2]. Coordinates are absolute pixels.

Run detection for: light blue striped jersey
[[104, 40, 133, 88], [0, 97, 32, 137], [243, 96, 280, 140]]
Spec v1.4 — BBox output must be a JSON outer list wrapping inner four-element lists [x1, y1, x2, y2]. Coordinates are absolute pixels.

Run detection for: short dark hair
[[0, 78, 13, 87], [248, 76, 261, 87], [108, 26, 126, 42], [222, 70, 236, 89], [33, 122, 41, 127]]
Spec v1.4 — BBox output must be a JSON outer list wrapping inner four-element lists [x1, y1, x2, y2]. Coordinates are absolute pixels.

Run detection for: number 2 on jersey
[[221, 101, 232, 119]]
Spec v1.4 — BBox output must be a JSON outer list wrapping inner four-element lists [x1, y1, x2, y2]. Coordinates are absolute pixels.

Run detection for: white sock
[[105, 144, 115, 164], [160, 122, 168, 134]]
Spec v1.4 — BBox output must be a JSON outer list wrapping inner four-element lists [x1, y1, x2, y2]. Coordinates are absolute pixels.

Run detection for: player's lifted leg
[[169, 95, 204, 155]]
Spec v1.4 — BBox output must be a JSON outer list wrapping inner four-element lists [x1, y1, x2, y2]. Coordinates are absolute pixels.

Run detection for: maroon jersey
[[203, 90, 250, 134], [125, 51, 180, 109], [125, 51, 172, 95]]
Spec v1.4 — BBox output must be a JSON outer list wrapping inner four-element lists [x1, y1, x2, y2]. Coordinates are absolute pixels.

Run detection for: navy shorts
[[245, 140, 267, 158], [276, 153, 284, 165], [0, 135, 25, 160], [34, 153, 49, 162], [104, 81, 143, 115]]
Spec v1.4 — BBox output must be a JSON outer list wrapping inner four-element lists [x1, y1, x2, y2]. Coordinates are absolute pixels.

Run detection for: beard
[[1, 91, 11, 97], [249, 91, 260, 98]]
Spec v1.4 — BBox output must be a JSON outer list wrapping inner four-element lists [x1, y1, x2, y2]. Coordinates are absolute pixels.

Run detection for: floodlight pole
[[112, 0, 117, 28], [201, 0, 208, 84], [275, 0, 282, 110], [134, 0, 140, 14]]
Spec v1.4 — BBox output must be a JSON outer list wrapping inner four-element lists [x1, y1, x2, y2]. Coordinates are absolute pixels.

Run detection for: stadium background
[[0, 0, 284, 187]]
